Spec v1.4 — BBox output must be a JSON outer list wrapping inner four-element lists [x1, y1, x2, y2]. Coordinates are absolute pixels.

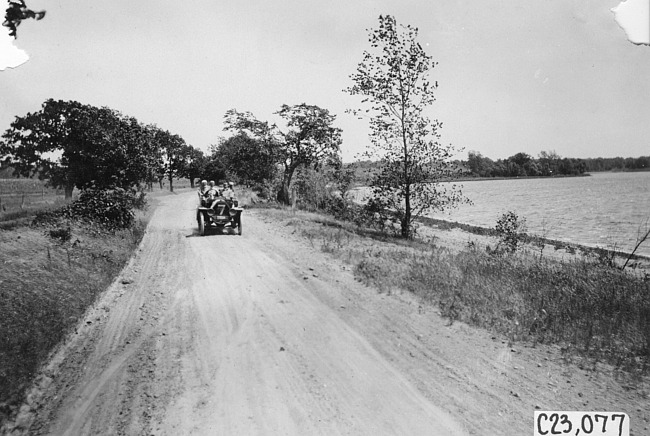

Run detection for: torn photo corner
[[611, 0, 650, 45], [0, 30, 29, 71]]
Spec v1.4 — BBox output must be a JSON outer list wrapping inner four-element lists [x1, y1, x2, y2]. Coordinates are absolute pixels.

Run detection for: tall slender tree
[[345, 15, 467, 238]]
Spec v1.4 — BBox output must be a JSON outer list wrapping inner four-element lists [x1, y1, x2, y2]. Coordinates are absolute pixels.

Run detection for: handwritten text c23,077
[[534, 411, 629, 436]]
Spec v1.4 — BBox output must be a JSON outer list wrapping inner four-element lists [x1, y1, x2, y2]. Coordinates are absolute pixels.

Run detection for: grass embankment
[[259, 207, 650, 375], [0, 207, 152, 422]]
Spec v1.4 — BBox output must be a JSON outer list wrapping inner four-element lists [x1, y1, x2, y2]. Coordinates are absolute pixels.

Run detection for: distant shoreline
[[454, 168, 650, 183], [454, 173, 591, 183]]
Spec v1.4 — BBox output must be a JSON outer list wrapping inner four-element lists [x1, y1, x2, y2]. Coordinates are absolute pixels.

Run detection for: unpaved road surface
[[5, 192, 649, 435]]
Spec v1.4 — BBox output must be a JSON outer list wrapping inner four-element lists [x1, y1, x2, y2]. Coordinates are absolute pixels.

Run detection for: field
[[0, 180, 65, 221], [0, 178, 195, 224]]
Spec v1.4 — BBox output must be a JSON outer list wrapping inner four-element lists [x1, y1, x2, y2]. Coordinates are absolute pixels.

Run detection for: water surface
[[355, 172, 650, 257]]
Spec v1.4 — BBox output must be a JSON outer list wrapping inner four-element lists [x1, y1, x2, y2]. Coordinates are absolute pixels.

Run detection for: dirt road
[[8, 192, 649, 435], [12, 192, 463, 435]]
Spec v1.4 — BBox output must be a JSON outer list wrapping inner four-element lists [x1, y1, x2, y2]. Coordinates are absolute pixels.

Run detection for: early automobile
[[196, 195, 242, 236]]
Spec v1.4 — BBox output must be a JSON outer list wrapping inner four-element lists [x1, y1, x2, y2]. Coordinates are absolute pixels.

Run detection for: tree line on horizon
[[464, 150, 649, 178]]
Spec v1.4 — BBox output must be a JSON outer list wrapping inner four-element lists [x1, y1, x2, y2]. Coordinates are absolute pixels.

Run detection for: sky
[[1, 0, 649, 162]]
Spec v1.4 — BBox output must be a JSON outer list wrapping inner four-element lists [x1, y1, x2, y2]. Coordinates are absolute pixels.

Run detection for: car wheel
[[198, 212, 205, 236]]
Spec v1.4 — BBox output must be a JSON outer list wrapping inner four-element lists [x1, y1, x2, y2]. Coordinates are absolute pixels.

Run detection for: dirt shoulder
[[3, 192, 648, 435], [251, 209, 650, 435]]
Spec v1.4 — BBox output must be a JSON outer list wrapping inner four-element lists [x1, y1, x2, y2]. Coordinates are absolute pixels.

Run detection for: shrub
[[495, 211, 527, 253], [34, 187, 144, 229]]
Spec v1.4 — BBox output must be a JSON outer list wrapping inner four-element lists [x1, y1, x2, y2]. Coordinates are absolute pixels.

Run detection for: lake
[[354, 172, 650, 257]]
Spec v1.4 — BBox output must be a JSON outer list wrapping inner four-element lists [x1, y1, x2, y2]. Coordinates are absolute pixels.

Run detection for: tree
[[201, 154, 227, 185], [1, 99, 155, 197], [506, 152, 532, 176], [140, 124, 164, 191], [224, 104, 342, 204], [538, 150, 561, 176], [3, 0, 45, 38], [154, 128, 187, 192], [179, 145, 206, 188], [345, 15, 467, 238], [212, 132, 278, 186], [509, 152, 531, 168]]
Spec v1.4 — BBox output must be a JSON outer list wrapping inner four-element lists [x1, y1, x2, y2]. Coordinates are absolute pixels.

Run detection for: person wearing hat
[[208, 180, 219, 196], [197, 180, 209, 205], [221, 182, 235, 204], [227, 182, 239, 207], [203, 180, 220, 204]]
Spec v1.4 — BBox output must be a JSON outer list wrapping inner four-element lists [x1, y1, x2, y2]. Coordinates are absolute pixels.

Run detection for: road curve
[[26, 192, 466, 435]]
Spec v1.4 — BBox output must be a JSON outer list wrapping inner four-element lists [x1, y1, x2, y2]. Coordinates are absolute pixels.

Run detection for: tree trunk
[[190, 178, 195, 189], [401, 184, 411, 239], [277, 182, 290, 204], [64, 184, 74, 200], [168, 172, 174, 192], [277, 165, 294, 205]]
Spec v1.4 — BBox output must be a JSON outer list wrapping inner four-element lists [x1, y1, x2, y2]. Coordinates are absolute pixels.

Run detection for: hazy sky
[[1, 0, 648, 162]]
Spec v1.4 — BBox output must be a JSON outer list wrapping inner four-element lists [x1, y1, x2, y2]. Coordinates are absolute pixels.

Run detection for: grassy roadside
[[256, 206, 650, 376], [0, 198, 160, 423]]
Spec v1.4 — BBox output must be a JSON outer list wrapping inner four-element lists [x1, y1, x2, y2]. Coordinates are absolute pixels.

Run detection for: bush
[[34, 187, 145, 229], [294, 167, 331, 210], [495, 211, 527, 253]]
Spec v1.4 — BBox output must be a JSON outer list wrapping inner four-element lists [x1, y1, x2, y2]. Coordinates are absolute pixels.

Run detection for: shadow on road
[[185, 227, 240, 238]]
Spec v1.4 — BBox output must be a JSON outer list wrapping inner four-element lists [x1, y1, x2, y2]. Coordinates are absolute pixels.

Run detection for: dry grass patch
[[261, 207, 650, 376], [0, 215, 148, 421]]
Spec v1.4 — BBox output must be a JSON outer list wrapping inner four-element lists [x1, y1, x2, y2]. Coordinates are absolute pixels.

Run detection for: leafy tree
[[224, 104, 342, 204], [1, 99, 156, 197], [179, 145, 206, 188], [201, 155, 227, 185], [634, 156, 650, 169], [154, 128, 187, 192], [467, 151, 483, 176], [345, 15, 467, 238], [525, 160, 542, 176], [509, 152, 531, 168], [467, 151, 496, 177], [212, 132, 278, 186], [538, 150, 561, 176], [105, 114, 161, 190], [3, 0, 45, 38], [140, 124, 164, 191]]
